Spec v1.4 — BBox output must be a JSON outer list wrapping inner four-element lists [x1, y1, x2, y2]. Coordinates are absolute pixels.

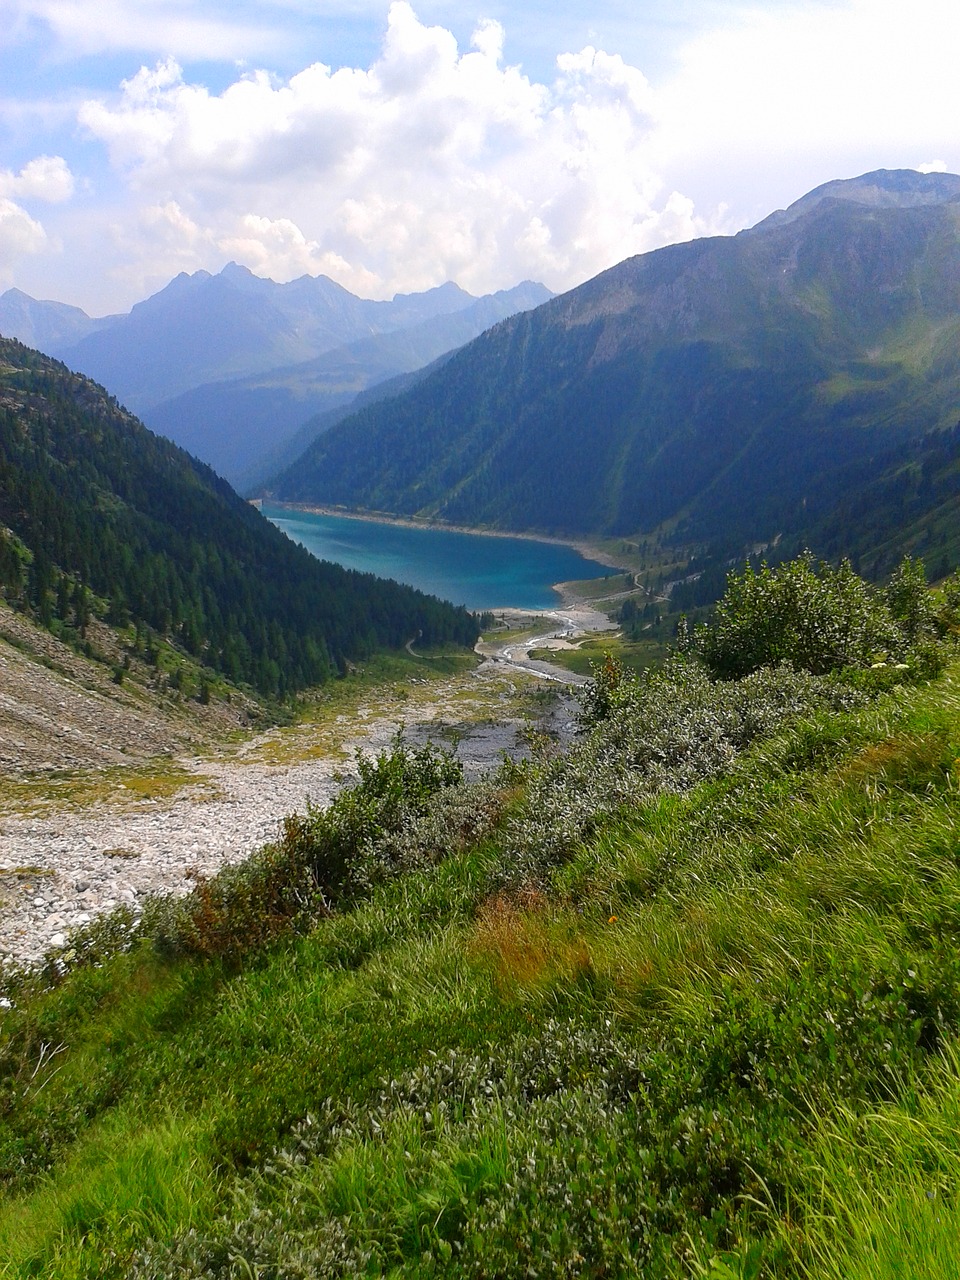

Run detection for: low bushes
[[150, 735, 500, 964], [690, 553, 951, 680], [504, 660, 864, 888], [6, 554, 960, 1278]]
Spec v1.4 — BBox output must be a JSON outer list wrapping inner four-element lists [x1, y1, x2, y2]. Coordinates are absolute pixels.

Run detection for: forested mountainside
[[270, 170, 960, 563], [0, 338, 477, 697]]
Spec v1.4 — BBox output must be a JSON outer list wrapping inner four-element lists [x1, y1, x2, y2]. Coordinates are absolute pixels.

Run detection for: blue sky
[[2, 0, 959, 314]]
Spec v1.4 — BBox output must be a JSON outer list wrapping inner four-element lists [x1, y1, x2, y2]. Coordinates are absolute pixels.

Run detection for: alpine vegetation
[[4, 555, 960, 1279]]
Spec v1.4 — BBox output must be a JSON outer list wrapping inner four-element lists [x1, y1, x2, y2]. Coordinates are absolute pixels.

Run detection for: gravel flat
[[0, 643, 580, 972]]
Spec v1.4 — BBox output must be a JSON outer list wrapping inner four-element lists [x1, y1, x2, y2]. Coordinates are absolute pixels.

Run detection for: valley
[[267, 170, 960, 580], [6, 166, 960, 1279], [0, 597, 616, 971]]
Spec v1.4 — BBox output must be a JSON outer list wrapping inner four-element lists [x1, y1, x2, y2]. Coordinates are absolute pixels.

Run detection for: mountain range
[[265, 169, 960, 575], [145, 280, 551, 489], [5, 168, 960, 598], [0, 269, 551, 490]]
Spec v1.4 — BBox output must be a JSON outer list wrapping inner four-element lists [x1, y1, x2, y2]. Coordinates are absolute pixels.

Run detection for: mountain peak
[[751, 168, 960, 232], [392, 281, 474, 305], [219, 261, 255, 278]]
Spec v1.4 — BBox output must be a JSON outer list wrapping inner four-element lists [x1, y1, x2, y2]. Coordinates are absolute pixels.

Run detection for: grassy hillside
[[3, 558, 960, 1278]]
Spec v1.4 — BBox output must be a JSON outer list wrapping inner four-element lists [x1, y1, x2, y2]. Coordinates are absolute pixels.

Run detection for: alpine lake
[[262, 502, 614, 611]]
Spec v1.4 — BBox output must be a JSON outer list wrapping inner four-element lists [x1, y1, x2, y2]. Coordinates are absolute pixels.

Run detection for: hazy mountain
[[269, 170, 960, 563], [251, 362, 449, 498], [147, 281, 552, 489], [48, 265, 495, 414], [0, 337, 477, 697], [0, 288, 111, 351], [755, 168, 960, 230]]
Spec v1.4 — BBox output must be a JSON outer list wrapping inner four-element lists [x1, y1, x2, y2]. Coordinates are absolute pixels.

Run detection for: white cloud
[[218, 214, 322, 278], [14, 0, 960, 312], [0, 156, 74, 204], [75, 2, 714, 297], [0, 199, 49, 280], [651, 0, 960, 210], [9, 0, 287, 61], [0, 157, 73, 283]]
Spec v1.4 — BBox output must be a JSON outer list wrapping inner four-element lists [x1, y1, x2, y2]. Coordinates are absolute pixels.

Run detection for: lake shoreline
[[265, 500, 632, 594]]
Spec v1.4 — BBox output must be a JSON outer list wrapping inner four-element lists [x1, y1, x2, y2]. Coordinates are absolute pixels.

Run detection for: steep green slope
[[0, 338, 477, 697], [780, 420, 960, 578], [3, 559, 960, 1278], [271, 171, 960, 557]]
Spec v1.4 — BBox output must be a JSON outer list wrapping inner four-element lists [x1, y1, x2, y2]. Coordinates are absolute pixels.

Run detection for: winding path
[[475, 606, 617, 684]]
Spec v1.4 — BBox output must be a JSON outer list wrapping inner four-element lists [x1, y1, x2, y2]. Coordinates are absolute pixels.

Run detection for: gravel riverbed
[[0, 662, 579, 973]]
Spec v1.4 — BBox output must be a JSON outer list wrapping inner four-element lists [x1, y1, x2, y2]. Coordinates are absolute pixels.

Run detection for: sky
[[2, 0, 959, 315]]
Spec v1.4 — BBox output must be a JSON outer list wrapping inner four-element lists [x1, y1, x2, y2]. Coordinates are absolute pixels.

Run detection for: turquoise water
[[262, 503, 613, 610]]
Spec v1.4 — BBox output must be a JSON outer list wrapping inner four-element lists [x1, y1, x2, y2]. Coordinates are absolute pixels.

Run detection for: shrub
[[150, 735, 472, 963], [694, 554, 902, 679], [884, 556, 941, 643], [150, 839, 322, 964], [502, 660, 863, 888]]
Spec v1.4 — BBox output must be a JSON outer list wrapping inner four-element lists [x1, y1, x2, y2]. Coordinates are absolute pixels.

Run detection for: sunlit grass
[[791, 1042, 960, 1280], [0, 759, 218, 817], [0, 1112, 217, 1280], [5, 665, 960, 1274], [529, 633, 665, 677]]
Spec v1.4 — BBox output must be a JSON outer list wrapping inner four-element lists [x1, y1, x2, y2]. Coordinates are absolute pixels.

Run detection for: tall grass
[[792, 1044, 960, 1280], [0, 1112, 214, 1279], [4, 646, 960, 1275]]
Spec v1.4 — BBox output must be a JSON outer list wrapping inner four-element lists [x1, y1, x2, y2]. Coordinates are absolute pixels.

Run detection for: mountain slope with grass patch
[[4, 556, 960, 1278], [271, 169, 960, 567]]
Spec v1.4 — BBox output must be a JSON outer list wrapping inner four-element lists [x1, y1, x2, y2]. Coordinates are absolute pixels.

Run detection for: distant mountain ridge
[[146, 280, 552, 489], [754, 168, 960, 230], [267, 169, 960, 572], [0, 267, 551, 490], [0, 288, 113, 352], [59, 266, 508, 412]]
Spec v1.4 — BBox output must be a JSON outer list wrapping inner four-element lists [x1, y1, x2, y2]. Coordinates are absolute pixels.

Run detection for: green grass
[[792, 1045, 960, 1280], [555, 571, 635, 601], [0, 1112, 215, 1279], [0, 759, 215, 817], [528, 632, 666, 676], [5, 664, 960, 1275]]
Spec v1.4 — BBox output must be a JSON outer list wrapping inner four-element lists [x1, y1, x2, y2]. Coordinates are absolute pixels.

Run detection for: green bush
[[692, 554, 951, 680], [504, 660, 863, 887], [151, 735, 468, 963]]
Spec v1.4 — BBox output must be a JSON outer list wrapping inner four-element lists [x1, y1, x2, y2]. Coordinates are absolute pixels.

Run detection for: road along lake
[[262, 503, 615, 610]]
